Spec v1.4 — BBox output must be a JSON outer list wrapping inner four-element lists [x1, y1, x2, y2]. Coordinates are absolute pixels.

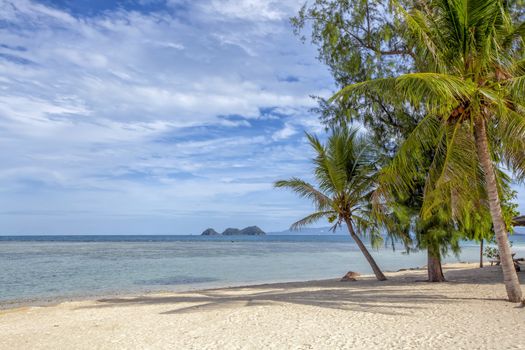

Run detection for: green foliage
[[484, 240, 514, 260], [274, 126, 393, 248], [293, 0, 523, 260], [502, 190, 520, 235], [332, 0, 525, 236], [293, 1, 435, 256], [291, 0, 418, 82], [291, 0, 422, 155], [484, 245, 500, 260]]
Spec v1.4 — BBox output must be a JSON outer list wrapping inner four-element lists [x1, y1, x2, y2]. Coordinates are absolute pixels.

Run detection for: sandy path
[[1, 263, 524, 350]]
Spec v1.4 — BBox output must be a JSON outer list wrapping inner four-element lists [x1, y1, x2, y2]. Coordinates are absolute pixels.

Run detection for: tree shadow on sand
[[75, 266, 517, 316]]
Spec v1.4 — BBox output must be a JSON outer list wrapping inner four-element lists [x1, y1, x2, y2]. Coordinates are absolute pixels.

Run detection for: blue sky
[[0, 0, 337, 234], [0, 0, 523, 235]]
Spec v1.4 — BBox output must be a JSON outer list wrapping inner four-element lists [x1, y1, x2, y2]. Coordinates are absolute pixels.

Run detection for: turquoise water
[[1, 234, 525, 304]]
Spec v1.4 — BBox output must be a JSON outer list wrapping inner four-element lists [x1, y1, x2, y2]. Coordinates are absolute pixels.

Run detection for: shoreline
[[2, 263, 524, 349], [0, 261, 474, 311], [0, 262, 444, 311]]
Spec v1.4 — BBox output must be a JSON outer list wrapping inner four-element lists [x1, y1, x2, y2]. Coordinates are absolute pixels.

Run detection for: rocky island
[[200, 228, 220, 236], [201, 226, 266, 235]]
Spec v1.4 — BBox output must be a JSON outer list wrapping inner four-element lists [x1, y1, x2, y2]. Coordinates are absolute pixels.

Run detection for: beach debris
[[397, 267, 420, 272], [340, 271, 360, 282]]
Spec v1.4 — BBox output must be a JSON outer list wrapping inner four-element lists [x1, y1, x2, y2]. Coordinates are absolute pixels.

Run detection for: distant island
[[201, 226, 266, 236]]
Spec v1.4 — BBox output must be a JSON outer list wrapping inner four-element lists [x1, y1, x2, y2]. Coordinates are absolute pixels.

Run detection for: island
[[200, 228, 220, 236], [222, 228, 241, 235], [201, 226, 266, 235]]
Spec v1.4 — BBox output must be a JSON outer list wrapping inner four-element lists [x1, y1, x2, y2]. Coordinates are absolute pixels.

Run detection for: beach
[[1, 263, 524, 350], [2, 1, 525, 349]]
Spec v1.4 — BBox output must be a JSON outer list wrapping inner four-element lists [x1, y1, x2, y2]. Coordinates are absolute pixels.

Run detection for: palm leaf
[[274, 178, 331, 210], [290, 211, 337, 231]]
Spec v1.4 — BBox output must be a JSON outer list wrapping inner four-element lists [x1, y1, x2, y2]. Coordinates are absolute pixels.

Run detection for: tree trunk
[[345, 218, 387, 281], [427, 247, 445, 282], [474, 118, 522, 302], [480, 239, 484, 268]]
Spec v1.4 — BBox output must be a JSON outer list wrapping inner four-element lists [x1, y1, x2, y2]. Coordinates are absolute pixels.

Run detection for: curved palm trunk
[[427, 247, 445, 282], [474, 119, 522, 302], [344, 218, 387, 281]]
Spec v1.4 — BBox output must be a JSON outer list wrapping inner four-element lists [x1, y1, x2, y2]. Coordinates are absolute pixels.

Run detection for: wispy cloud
[[0, 0, 334, 234], [2, 0, 523, 235], [272, 123, 297, 141]]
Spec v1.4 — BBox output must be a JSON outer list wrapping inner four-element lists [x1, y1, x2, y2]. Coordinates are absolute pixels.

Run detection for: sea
[[1, 232, 525, 305]]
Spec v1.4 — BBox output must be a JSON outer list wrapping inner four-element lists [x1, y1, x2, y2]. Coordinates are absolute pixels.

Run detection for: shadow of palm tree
[[85, 287, 435, 316], [76, 266, 516, 316]]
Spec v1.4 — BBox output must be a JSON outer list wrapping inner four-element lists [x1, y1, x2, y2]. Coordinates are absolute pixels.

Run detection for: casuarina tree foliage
[[331, 0, 525, 301]]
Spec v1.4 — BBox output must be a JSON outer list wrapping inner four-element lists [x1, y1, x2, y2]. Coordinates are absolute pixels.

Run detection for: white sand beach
[[1, 263, 524, 350]]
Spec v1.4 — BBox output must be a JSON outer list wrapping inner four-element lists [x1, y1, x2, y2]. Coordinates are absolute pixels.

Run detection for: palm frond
[[290, 211, 337, 231], [331, 73, 477, 118], [274, 178, 331, 210]]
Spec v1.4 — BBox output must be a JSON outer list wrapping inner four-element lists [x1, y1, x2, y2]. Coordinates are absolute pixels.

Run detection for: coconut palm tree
[[275, 127, 387, 281], [332, 0, 525, 301]]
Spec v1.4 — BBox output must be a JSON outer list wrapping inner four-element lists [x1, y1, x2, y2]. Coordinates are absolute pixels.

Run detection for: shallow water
[[1, 234, 524, 303]]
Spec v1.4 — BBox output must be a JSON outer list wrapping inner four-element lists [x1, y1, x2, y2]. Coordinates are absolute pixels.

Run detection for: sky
[[0, 0, 524, 235], [0, 0, 338, 235]]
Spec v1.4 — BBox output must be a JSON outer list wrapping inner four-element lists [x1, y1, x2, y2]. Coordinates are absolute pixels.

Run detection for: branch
[[302, 15, 417, 61]]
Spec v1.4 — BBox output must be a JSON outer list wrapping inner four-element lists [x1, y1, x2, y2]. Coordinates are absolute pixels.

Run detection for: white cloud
[[272, 123, 297, 140], [1, 1, 523, 235], [0, 0, 335, 234], [203, 0, 292, 21]]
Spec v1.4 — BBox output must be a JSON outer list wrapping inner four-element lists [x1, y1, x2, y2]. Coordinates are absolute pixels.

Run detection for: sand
[[1, 263, 524, 350]]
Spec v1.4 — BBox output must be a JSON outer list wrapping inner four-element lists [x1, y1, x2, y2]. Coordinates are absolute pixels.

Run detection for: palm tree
[[275, 127, 387, 281], [332, 0, 525, 301]]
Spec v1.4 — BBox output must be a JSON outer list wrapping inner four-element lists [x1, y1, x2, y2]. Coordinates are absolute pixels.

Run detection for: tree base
[[427, 250, 445, 282]]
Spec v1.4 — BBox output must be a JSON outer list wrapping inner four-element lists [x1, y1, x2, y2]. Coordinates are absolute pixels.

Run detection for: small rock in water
[[340, 271, 360, 282]]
